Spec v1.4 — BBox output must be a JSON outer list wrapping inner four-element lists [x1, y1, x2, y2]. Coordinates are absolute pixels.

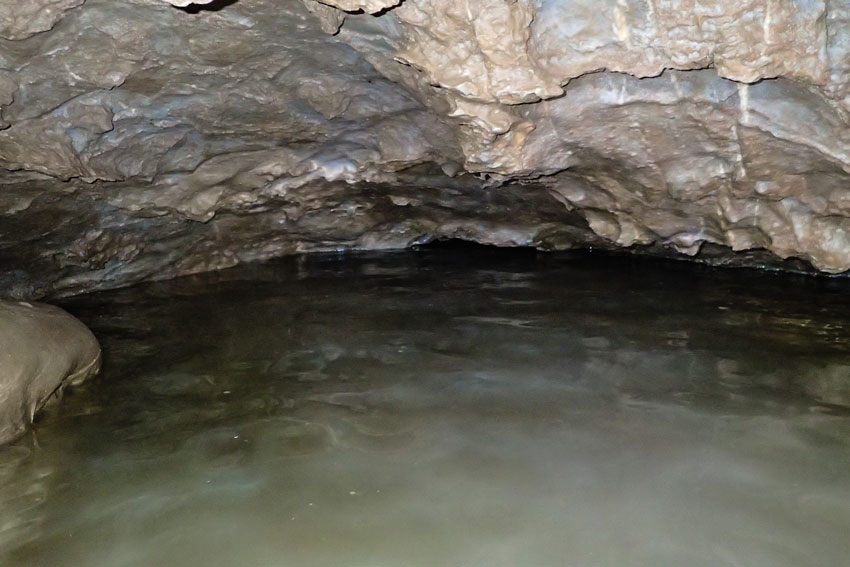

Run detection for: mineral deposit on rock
[[1, 0, 849, 298]]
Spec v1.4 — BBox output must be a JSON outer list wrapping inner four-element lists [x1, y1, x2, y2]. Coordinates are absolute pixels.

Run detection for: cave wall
[[2, 0, 850, 297]]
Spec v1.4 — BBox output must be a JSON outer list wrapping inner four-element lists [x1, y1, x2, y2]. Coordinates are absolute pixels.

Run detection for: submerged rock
[[0, 301, 101, 445]]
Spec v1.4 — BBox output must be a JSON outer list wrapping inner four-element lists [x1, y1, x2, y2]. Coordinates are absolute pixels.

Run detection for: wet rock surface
[[2, 0, 850, 297], [0, 300, 101, 445]]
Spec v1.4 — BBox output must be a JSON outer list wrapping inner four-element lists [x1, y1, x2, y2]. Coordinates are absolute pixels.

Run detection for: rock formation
[[1, 0, 850, 298], [0, 300, 101, 444]]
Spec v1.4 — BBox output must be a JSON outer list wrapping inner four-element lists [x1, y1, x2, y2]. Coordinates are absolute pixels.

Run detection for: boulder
[[0, 301, 101, 445]]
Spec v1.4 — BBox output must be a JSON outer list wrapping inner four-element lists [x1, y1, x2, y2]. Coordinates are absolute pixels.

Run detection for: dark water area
[[2, 248, 850, 566]]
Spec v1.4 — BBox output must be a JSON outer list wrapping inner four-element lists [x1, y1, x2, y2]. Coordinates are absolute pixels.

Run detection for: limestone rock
[[1, 0, 850, 298], [0, 301, 101, 444], [0, 0, 85, 40]]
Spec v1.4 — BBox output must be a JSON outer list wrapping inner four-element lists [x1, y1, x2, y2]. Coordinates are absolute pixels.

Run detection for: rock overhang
[[1, 0, 850, 299]]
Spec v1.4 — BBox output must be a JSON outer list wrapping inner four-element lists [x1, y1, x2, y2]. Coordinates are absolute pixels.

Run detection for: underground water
[[2, 247, 849, 566]]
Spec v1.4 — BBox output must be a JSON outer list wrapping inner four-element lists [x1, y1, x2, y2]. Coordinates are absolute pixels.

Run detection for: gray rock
[[0, 301, 101, 444], [1, 0, 850, 298]]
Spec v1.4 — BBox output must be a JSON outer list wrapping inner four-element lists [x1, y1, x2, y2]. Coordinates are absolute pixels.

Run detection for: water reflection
[[2, 249, 850, 566]]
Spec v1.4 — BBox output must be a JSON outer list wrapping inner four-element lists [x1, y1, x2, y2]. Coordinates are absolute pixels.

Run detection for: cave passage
[[4, 0, 850, 563], [2, 249, 850, 566]]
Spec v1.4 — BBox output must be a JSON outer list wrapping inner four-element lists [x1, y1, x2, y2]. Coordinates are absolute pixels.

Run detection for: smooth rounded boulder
[[0, 300, 101, 445]]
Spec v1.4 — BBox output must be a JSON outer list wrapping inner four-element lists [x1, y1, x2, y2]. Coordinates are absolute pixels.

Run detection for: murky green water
[[2, 248, 850, 567]]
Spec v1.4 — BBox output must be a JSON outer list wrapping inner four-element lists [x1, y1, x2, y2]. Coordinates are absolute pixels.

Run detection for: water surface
[[2, 248, 850, 566]]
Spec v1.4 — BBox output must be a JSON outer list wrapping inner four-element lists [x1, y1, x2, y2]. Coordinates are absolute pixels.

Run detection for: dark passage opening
[[173, 0, 239, 14]]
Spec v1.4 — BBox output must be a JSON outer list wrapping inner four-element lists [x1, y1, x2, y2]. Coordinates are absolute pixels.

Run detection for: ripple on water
[[3, 251, 850, 566]]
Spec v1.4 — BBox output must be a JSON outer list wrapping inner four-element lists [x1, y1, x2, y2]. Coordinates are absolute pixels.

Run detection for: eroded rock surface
[[0, 300, 101, 444], [1, 0, 850, 297]]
